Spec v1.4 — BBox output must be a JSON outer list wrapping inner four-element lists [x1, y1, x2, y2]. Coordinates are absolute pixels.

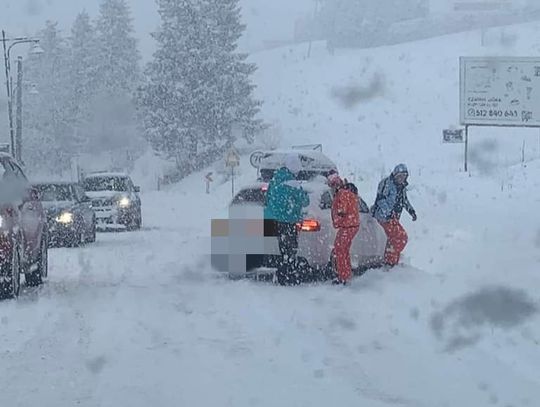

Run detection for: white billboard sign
[[460, 57, 540, 127]]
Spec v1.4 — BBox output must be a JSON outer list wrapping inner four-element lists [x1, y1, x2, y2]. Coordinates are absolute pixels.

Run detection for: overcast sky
[[0, 0, 314, 59]]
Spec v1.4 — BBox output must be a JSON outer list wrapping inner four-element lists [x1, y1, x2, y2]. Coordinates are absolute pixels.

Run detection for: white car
[[211, 178, 387, 279], [82, 172, 142, 231]]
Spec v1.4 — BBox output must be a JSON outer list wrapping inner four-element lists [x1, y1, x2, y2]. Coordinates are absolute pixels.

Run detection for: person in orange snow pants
[[371, 164, 417, 268], [330, 177, 360, 284]]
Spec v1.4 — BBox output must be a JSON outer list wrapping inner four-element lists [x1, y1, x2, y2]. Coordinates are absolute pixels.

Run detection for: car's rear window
[[232, 189, 266, 205]]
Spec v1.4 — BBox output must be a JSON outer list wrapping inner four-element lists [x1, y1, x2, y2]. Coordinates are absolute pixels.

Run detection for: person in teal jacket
[[265, 157, 310, 265]]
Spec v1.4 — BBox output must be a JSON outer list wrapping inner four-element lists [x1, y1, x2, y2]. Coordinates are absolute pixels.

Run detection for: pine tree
[[138, 0, 201, 167], [138, 0, 263, 173], [93, 0, 142, 153], [96, 0, 140, 95], [199, 0, 263, 145], [68, 11, 99, 151], [24, 21, 74, 172]]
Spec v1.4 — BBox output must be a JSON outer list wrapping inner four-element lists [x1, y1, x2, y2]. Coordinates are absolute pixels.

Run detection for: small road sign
[[205, 172, 213, 194], [443, 128, 465, 143], [225, 148, 240, 168], [250, 151, 264, 168]]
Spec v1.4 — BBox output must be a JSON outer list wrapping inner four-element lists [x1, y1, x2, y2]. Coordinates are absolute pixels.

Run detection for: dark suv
[[82, 172, 142, 230], [0, 154, 48, 299], [33, 182, 96, 247]]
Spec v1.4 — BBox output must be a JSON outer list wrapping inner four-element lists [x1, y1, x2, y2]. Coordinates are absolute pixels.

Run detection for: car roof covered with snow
[[84, 171, 131, 179], [32, 181, 78, 186], [258, 150, 337, 172]]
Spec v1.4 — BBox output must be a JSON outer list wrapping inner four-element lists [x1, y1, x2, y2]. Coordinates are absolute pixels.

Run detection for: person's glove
[[411, 211, 417, 222]]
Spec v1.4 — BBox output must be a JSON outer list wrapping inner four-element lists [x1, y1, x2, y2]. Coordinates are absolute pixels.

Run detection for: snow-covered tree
[[96, 0, 140, 95], [24, 21, 74, 172], [68, 11, 99, 150], [199, 0, 263, 145], [138, 0, 263, 173], [93, 0, 142, 153]]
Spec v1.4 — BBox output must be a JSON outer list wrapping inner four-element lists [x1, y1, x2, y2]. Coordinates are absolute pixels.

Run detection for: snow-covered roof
[[258, 150, 337, 171], [84, 171, 130, 179], [32, 180, 76, 186]]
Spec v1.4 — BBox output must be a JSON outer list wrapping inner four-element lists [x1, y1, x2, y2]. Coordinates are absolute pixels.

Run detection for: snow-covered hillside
[[1, 21, 540, 407], [252, 22, 540, 179]]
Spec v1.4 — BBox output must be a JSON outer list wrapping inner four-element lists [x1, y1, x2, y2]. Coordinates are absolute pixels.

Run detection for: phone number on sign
[[467, 109, 518, 118]]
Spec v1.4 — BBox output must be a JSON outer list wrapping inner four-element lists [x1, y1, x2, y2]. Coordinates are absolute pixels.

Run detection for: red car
[[0, 153, 48, 299]]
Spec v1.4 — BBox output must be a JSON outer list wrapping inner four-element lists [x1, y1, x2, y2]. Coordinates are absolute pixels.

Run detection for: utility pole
[[1, 30, 43, 158], [15, 56, 22, 163], [2, 30, 15, 158]]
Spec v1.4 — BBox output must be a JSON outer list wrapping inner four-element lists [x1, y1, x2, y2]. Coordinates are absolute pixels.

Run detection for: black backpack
[[343, 182, 358, 195]]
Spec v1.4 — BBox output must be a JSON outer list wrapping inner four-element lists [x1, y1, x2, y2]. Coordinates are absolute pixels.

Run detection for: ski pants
[[277, 222, 298, 263], [334, 226, 359, 282], [380, 219, 408, 266]]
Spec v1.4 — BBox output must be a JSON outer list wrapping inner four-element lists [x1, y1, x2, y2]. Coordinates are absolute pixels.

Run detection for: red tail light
[[297, 219, 320, 232]]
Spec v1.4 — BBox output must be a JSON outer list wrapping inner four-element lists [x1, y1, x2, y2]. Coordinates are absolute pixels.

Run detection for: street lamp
[[2, 30, 43, 161], [30, 43, 44, 56]]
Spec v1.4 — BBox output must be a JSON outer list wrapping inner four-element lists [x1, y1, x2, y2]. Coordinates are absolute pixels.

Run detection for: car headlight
[[56, 212, 74, 224], [0, 215, 4, 228], [118, 197, 131, 208]]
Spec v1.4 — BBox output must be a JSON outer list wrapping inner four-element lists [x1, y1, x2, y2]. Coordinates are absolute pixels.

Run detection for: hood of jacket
[[273, 167, 295, 184], [392, 164, 409, 176]]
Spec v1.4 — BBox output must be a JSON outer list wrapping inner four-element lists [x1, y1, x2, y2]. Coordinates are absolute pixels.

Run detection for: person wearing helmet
[[331, 174, 360, 284], [372, 164, 417, 268], [265, 155, 310, 284]]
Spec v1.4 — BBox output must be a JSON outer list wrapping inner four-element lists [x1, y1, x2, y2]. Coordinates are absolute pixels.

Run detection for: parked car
[[211, 178, 387, 279], [82, 172, 142, 231], [33, 182, 96, 247], [0, 153, 48, 299]]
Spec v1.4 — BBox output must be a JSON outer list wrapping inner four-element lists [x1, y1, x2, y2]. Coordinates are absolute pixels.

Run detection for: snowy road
[[1, 182, 539, 407]]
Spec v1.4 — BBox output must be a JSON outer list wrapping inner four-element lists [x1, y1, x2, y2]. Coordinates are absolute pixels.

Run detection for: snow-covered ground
[[2, 22, 540, 406]]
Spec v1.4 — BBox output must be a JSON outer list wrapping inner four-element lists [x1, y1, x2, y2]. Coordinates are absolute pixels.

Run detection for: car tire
[[88, 219, 97, 243], [136, 211, 142, 230], [127, 211, 142, 231], [0, 244, 21, 299], [72, 221, 85, 247], [26, 233, 48, 287]]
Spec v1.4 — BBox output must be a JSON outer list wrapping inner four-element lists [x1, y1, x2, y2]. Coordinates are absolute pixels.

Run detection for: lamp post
[[2, 30, 44, 161]]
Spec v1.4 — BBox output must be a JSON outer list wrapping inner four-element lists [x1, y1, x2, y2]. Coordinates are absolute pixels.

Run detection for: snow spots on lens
[[437, 191, 447, 205], [430, 286, 538, 352], [331, 316, 357, 331], [313, 369, 325, 379], [469, 139, 499, 175], [409, 307, 420, 320], [331, 73, 386, 109], [86, 355, 107, 375]]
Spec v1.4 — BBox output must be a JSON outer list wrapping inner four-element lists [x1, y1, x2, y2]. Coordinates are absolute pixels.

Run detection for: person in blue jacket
[[372, 164, 417, 267], [265, 156, 310, 266]]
